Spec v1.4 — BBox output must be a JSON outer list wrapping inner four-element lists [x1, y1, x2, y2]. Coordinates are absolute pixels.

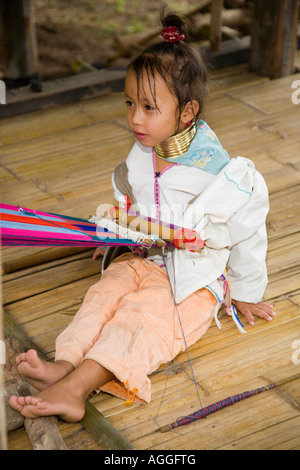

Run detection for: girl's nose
[[131, 108, 142, 126]]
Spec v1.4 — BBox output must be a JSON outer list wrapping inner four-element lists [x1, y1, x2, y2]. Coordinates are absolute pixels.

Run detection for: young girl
[[9, 12, 275, 422]]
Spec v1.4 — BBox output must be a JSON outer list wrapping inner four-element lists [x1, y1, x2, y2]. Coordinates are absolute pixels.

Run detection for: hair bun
[[160, 10, 193, 42]]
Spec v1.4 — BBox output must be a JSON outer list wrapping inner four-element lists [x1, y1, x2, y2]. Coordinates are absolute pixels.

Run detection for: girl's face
[[125, 68, 186, 148]]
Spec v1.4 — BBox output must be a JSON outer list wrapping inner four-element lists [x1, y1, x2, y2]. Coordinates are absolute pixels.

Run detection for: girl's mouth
[[135, 132, 147, 140]]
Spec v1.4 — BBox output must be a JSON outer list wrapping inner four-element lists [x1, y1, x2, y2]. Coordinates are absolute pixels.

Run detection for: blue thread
[[231, 304, 245, 328], [224, 172, 251, 195]]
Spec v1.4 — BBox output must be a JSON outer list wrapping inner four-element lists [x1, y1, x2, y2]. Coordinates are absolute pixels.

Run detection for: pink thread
[[152, 149, 175, 221]]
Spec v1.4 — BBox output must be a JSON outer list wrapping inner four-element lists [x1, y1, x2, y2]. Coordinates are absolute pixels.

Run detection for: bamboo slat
[[0, 93, 126, 147], [2, 252, 100, 305]]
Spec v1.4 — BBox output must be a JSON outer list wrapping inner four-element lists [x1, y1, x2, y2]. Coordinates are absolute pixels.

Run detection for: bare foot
[[9, 359, 113, 422], [16, 349, 74, 391], [9, 377, 86, 423]]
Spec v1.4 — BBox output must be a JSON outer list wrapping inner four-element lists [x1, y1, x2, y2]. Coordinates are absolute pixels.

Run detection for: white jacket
[[111, 142, 269, 305]]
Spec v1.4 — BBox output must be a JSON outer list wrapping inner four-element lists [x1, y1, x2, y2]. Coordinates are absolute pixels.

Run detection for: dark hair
[[127, 11, 208, 131]]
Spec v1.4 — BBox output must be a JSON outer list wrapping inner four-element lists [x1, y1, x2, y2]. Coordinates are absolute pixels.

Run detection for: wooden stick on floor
[[159, 373, 300, 433]]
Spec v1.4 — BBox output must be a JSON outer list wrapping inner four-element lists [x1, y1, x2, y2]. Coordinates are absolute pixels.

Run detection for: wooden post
[[249, 0, 299, 79], [210, 0, 224, 52], [0, 0, 39, 80]]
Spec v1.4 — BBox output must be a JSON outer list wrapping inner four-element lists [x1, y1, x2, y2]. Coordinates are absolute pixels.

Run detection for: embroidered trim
[[205, 285, 222, 304], [224, 172, 251, 195]]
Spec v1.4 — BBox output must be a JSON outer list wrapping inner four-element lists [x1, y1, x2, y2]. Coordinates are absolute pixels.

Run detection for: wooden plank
[[7, 427, 31, 450], [1, 246, 92, 274], [2, 251, 101, 305], [209, 64, 268, 93], [81, 401, 135, 450], [266, 233, 300, 276], [0, 92, 127, 147], [268, 187, 299, 228], [0, 121, 133, 177], [220, 416, 300, 450], [0, 70, 126, 119], [223, 72, 300, 115]]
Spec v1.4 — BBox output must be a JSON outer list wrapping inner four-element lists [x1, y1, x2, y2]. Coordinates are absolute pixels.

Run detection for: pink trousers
[[55, 253, 218, 403]]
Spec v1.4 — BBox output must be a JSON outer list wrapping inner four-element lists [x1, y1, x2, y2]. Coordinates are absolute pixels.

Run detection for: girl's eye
[[145, 104, 155, 111], [125, 100, 133, 107]]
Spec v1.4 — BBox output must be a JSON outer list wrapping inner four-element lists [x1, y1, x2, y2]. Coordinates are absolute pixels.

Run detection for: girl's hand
[[173, 229, 205, 252], [232, 300, 276, 326], [92, 247, 106, 260]]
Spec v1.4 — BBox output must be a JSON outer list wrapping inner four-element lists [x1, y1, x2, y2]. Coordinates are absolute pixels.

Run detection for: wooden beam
[[250, 0, 299, 78], [0, 69, 126, 119], [81, 402, 135, 450]]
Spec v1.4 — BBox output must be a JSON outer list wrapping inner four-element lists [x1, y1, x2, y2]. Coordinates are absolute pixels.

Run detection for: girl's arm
[[226, 170, 270, 305]]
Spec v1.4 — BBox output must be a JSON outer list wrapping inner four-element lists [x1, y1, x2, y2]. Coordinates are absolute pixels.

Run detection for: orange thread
[[124, 380, 139, 406]]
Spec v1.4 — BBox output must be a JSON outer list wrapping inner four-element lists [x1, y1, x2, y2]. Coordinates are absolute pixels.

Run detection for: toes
[[16, 396, 26, 406], [24, 395, 43, 406], [16, 352, 27, 364], [9, 395, 24, 412], [25, 349, 39, 366]]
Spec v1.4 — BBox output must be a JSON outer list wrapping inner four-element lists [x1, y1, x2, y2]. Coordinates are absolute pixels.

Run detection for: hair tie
[[161, 26, 185, 43]]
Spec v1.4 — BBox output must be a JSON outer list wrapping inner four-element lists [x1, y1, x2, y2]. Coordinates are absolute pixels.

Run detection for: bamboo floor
[[1, 63, 300, 450]]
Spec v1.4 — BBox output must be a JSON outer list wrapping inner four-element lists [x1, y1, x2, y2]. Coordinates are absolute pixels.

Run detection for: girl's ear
[[181, 100, 199, 124]]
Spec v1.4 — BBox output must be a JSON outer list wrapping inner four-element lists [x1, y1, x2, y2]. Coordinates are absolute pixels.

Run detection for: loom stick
[[159, 373, 300, 432], [97, 205, 205, 252], [115, 207, 177, 243]]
